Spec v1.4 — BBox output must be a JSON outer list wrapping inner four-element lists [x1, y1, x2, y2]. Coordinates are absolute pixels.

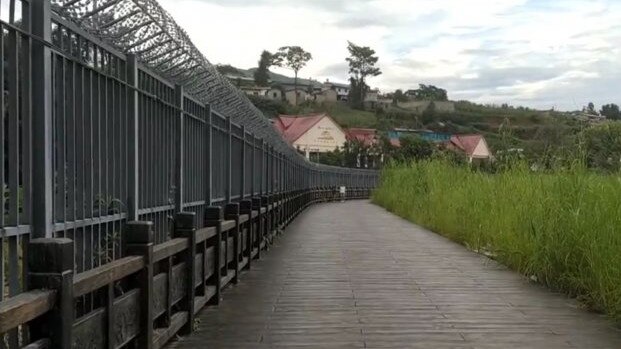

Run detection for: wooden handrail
[[73, 256, 145, 297], [153, 238, 190, 263], [0, 289, 56, 333], [221, 220, 236, 232], [7, 189, 373, 348]]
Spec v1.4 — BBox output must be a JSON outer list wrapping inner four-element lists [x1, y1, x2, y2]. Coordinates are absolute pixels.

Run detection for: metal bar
[[127, 55, 139, 220], [225, 116, 231, 203], [174, 84, 184, 213], [206, 107, 212, 205], [31, 0, 53, 238]]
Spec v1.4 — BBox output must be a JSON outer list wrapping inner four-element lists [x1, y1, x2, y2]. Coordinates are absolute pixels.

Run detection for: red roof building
[[345, 128, 378, 147], [273, 113, 347, 157], [445, 134, 491, 162]]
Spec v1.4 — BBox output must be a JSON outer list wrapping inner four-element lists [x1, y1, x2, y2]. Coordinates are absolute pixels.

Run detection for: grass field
[[372, 161, 621, 323], [317, 103, 377, 128]]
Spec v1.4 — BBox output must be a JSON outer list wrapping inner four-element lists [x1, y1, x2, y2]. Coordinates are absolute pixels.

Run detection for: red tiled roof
[[447, 134, 483, 156], [346, 128, 377, 147], [273, 113, 327, 144]]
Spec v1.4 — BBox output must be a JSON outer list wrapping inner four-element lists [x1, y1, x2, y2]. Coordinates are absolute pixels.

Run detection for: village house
[[273, 113, 347, 158], [376, 96, 393, 110], [345, 128, 379, 147], [445, 134, 492, 163], [345, 128, 381, 168], [267, 87, 282, 101], [282, 88, 311, 106], [313, 89, 338, 104], [323, 79, 350, 101], [239, 85, 271, 97], [388, 129, 491, 162], [363, 89, 380, 109]]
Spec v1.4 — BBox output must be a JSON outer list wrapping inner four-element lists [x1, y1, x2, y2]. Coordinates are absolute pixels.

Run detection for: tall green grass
[[373, 161, 621, 322]]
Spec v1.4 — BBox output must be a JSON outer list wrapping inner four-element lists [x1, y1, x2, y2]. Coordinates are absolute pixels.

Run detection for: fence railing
[[0, 0, 378, 347], [0, 188, 372, 349]]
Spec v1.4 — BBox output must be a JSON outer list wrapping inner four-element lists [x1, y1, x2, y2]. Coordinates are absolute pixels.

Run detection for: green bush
[[373, 160, 621, 323]]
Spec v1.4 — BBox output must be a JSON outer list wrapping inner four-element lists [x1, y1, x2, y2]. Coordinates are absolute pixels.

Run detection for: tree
[[585, 102, 598, 115], [253, 50, 277, 87], [421, 102, 436, 125], [346, 41, 381, 109], [600, 103, 620, 120], [273, 46, 312, 106], [408, 84, 448, 101], [396, 135, 434, 162], [393, 89, 408, 104]]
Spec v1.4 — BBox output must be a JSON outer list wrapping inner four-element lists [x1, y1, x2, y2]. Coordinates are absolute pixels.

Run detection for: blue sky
[[159, 0, 621, 111]]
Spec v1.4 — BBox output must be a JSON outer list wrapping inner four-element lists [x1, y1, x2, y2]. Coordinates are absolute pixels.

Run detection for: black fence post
[[174, 212, 197, 334], [175, 84, 185, 213], [27, 238, 74, 347], [31, 0, 53, 238], [124, 221, 154, 349], [226, 117, 232, 203], [240, 199, 252, 269], [252, 197, 262, 259], [127, 55, 140, 221], [204, 206, 223, 304], [224, 203, 240, 283], [206, 106, 213, 206]]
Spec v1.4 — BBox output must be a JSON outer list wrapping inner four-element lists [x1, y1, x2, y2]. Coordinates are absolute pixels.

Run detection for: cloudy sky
[[158, 0, 621, 111]]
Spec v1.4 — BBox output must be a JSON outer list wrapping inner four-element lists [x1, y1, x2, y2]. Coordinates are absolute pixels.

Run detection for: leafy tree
[[246, 94, 289, 117], [393, 89, 408, 104], [273, 46, 312, 106], [314, 148, 344, 166], [408, 84, 448, 101], [253, 50, 277, 87], [346, 41, 381, 109], [600, 103, 620, 120], [585, 102, 598, 115], [396, 135, 433, 162], [421, 102, 436, 125]]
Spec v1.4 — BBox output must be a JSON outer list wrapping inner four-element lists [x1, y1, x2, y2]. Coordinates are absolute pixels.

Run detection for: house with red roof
[[345, 128, 378, 147], [273, 113, 347, 158], [388, 129, 492, 162], [444, 134, 492, 162]]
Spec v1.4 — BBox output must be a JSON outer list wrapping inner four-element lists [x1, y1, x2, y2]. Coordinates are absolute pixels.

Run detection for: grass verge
[[372, 160, 621, 323]]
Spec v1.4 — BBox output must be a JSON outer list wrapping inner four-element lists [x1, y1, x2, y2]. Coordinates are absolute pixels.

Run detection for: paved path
[[167, 201, 621, 348]]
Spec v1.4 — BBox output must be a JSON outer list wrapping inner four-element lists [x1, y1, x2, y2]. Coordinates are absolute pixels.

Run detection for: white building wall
[[293, 117, 346, 153]]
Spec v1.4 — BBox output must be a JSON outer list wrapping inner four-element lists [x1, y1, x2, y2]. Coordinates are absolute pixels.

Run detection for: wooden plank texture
[[166, 201, 621, 348], [73, 256, 144, 297], [0, 289, 56, 333]]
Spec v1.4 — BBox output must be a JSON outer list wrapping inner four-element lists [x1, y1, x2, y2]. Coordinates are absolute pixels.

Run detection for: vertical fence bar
[[175, 85, 184, 212], [225, 117, 231, 203], [241, 126, 246, 199], [206, 105, 212, 205], [127, 55, 139, 220], [31, 0, 53, 238]]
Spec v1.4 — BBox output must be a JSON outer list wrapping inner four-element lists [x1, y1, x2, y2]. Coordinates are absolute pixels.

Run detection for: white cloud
[[158, 0, 621, 110]]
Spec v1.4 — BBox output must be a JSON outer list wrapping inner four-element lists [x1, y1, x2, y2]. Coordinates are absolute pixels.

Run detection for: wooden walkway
[[167, 201, 621, 348]]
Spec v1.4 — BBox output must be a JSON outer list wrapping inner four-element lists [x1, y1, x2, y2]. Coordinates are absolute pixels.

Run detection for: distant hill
[[217, 64, 584, 157], [216, 64, 323, 88]]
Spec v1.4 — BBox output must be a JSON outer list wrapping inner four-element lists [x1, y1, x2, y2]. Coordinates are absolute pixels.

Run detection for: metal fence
[[0, 0, 378, 338]]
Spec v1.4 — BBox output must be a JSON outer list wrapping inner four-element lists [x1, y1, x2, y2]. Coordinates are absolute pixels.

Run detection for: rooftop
[[273, 113, 329, 144]]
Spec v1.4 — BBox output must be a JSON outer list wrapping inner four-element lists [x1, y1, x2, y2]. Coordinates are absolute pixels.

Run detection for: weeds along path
[[373, 161, 621, 324]]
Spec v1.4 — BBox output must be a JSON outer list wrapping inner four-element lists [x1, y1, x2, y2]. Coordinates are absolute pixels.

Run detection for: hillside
[[220, 64, 584, 157], [253, 96, 583, 157]]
